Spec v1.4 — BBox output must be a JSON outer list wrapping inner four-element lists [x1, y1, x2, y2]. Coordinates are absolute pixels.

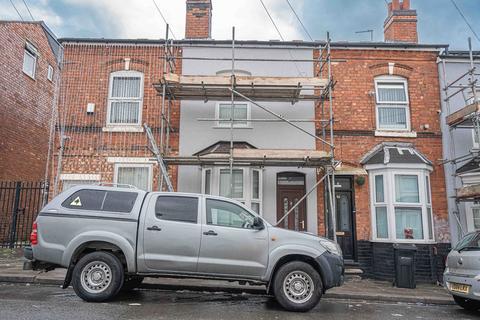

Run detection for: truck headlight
[[319, 239, 342, 256]]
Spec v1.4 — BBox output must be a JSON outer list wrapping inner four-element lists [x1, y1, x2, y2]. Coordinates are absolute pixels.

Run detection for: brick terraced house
[[48, 0, 450, 281]]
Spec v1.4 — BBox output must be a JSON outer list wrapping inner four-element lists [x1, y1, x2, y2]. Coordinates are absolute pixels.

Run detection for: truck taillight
[[30, 222, 38, 245]]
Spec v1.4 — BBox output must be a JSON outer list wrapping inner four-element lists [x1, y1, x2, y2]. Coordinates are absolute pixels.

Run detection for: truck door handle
[[203, 230, 218, 236], [147, 225, 162, 231]]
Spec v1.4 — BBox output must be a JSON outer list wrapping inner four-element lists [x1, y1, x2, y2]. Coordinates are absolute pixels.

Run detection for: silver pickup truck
[[24, 186, 344, 312]]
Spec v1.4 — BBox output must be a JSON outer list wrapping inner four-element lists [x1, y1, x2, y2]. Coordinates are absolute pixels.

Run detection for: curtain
[[112, 76, 141, 98], [110, 102, 140, 124], [252, 170, 260, 199], [117, 167, 149, 190], [375, 207, 388, 238], [375, 175, 384, 202], [395, 175, 419, 203], [395, 207, 423, 239], [377, 83, 407, 102], [219, 104, 248, 125], [378, 106, 407, 129], [219, 169, 243, 198]]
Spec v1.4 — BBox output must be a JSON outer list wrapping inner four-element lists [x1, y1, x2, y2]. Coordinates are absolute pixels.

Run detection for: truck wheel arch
[[267, 254, 325, 295]]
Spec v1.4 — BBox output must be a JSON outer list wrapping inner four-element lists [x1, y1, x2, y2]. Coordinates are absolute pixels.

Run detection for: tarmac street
[[0, 282, 477, 320]]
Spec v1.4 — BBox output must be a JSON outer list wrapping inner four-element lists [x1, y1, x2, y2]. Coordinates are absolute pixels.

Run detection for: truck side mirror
[[253, 217, 264, 230]]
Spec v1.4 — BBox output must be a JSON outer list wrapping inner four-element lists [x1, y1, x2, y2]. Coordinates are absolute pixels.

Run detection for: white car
[[444, 231, 480, 311]]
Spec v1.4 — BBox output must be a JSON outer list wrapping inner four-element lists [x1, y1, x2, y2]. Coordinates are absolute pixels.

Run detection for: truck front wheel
[[273, 261, 323, 312], [72, 251, 124, 302]]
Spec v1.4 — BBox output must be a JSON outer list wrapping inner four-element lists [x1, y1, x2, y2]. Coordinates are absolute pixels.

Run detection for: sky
[[1, 0, 479, 50]]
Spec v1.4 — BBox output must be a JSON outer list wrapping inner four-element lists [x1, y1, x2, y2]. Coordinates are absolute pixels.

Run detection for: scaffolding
[[440, 37, 480, 235], [153, 26, 338, 240]]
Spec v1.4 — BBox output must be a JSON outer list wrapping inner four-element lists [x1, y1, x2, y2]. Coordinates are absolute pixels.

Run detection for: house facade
[[438, 50, 480, 245], [49, 0, 450, 281], [0, 21, 62, 182]]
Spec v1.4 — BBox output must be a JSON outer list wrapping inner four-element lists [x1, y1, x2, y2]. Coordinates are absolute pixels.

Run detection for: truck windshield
[[455, 232, 480, 252]]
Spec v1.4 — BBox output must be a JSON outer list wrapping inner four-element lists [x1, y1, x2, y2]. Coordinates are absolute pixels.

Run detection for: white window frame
[[368, 165, 434, 243], [466, 204, 480, 232], [106, 70, 144, 126], [471, 129, 480, 150], [60, 173, 101, 191], [215, 102, 251, 128], [23, 42, 38, 79], [374, 76, 411, 132], [114, 163, 152, 191], [201, 167, 263, 215], [47, 65, 54, 82]]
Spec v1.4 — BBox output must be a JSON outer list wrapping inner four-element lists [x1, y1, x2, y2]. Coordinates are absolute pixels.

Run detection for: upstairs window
[[23, 42, 38, 79], [107, 71, 144, 125], [375, 77, 410, 131], [216, 102, 250, 128]]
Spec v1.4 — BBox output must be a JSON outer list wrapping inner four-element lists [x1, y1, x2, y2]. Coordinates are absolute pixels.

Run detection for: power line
[[285, 0, 313, 41], [259, 0, 285, 41], [21, 0, 35, 21], [9, 0, 24, 21], [152, 0, 177, 39], [450, 0, 480, 43], [258, 0, 305, 77]]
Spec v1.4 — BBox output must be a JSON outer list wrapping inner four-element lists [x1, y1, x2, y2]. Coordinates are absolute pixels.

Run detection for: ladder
[[144, 123, 174, 192]]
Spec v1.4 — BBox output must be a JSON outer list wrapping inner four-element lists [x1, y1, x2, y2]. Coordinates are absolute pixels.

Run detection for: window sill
[[370, 239, 436, 244], [374, 130, 417, 138], [102, 126, 144, 133], [23, 71, 36, 80], [213, 126, 253, 130]]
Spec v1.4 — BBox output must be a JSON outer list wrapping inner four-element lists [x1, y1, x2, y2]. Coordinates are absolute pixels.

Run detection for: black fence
[[0, 181, 48, 248]]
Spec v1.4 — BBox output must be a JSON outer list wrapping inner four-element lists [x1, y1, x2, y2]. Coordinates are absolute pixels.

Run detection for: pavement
[[0, 248, 454, 306]]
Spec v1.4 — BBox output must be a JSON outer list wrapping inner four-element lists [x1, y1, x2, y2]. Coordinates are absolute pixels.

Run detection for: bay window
[[107, 71, 144, 126], [202, 167, 262, 214], [369, 168, 434, 242], [375, 76, 410, 131]]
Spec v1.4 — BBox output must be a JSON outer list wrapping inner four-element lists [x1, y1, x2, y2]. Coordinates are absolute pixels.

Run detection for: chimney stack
[[185, 0, 212, 39], [384, 0, 418, 43]]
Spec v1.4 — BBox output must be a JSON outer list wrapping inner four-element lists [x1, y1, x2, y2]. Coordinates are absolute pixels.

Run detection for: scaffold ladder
[[144, 123, 174, 192]]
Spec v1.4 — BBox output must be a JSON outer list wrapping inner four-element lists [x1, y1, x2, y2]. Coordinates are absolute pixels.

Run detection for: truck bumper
[[23, 246, 57, 271], [316, 251, 344, 290]]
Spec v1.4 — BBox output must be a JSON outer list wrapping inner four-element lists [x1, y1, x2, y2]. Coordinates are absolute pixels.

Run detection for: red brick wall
[[315, 48, 449, 242], [185, 0, 212, 39], [0, 22, 59, 182], [50, 42, 181, 195]]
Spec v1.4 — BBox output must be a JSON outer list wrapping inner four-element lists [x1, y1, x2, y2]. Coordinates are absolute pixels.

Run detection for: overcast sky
[[1, 0, 479, 50]]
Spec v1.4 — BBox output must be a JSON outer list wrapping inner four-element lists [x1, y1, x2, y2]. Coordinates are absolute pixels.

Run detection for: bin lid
[[393, 243, 418, 251]]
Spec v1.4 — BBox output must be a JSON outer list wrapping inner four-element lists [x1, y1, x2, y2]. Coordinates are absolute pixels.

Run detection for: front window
[[107, 71, 143, 125], [202, 167, 262, 214], [375, 77, 410, 131], [370, 169, 433, 242], [206, 198, 256, 229], [115, 164, 152, 191], [216, 102, 250, 128], [23, 42, 38, 79]]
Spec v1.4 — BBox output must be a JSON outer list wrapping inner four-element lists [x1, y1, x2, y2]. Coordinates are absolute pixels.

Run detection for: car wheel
[[121, 276, 144, 292], [72, 251, 124, 302], [273, 261, 323, 312], [453, 295, 480, 311]]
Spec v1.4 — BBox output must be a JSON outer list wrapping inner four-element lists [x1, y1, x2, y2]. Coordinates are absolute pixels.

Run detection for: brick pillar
[[185, 0, 212, 39], [384, 0, 418, 43]]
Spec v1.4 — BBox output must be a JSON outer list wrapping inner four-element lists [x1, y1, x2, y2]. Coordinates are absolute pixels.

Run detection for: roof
[[440, 50, 480, 60], [193, 141, 255, 156], [166, 148, 331, 167], [457, 158, 480, 175], [0, 20, 62, 64], [360, 142, 432, 166], [57, 37, 447, 51]]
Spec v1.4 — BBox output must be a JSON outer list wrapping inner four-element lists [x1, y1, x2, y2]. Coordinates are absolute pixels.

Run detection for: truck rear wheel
[[273, 261, 323, 312], [72, 251, 124, 302]]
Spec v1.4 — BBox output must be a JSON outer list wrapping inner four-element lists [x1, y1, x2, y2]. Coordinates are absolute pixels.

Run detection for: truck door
[[197, 198, 269, 279], [140, 194, 202, 273]]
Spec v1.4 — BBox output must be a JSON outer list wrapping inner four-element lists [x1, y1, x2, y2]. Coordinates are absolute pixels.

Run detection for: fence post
[[8, 182, 22, 249]]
